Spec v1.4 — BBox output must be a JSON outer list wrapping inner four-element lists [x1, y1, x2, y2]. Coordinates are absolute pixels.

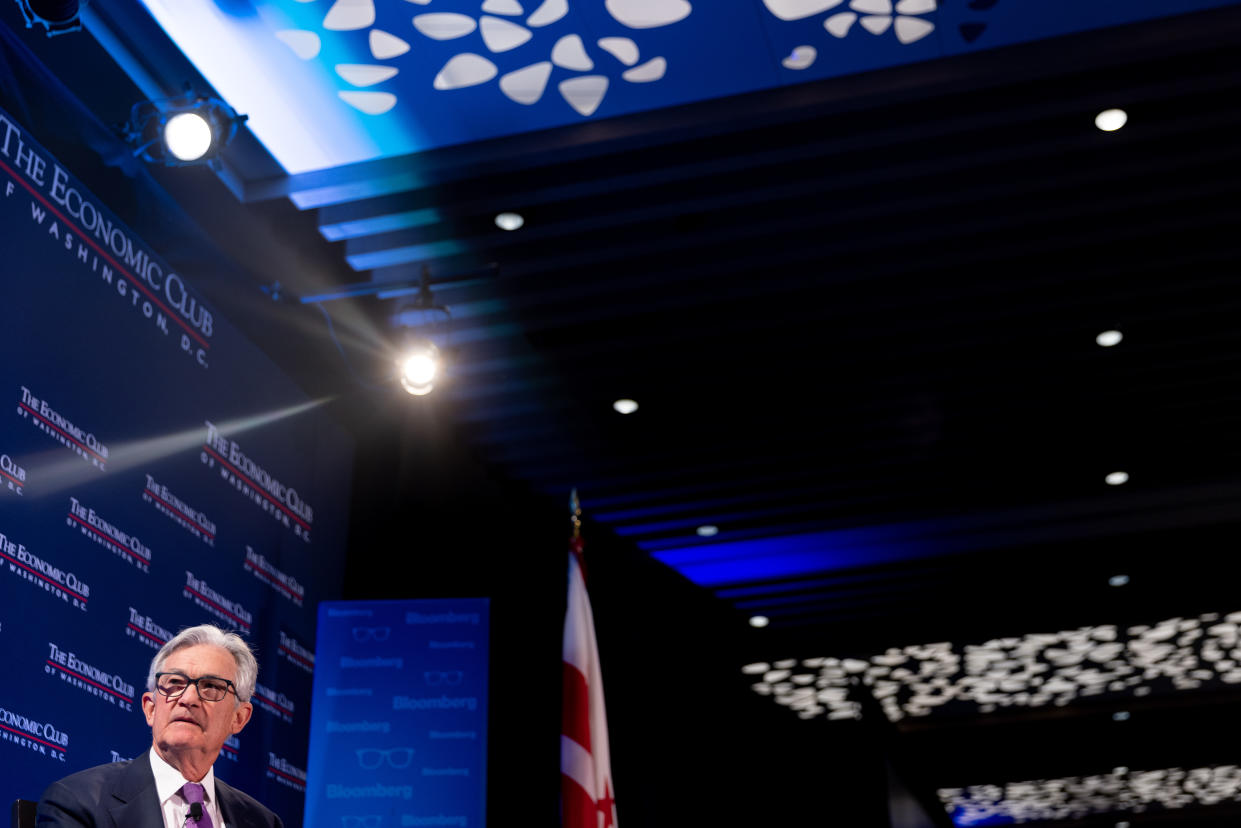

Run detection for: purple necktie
[[180, 782, 215, 828]]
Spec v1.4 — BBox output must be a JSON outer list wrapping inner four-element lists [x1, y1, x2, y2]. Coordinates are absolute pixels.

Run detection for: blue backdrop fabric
[[0, 101, 353, 827], [305, 600, 490, 828]]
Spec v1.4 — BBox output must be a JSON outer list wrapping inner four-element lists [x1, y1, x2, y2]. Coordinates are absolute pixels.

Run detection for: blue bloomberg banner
[[305, 600, 490, 828], [0, 101, 353, 826]]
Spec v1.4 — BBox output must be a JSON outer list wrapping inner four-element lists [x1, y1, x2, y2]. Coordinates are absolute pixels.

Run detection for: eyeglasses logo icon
[[352, 626, 391, 642], [356, 747, 415, 769], [341, 817, 382, 828], [424, 670, 463, 686]]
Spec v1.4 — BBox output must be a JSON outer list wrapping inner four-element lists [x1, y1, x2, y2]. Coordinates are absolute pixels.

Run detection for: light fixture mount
[[122, 90, 247, 168]]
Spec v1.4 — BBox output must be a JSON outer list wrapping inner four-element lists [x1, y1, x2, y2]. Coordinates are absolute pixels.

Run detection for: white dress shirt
[[149, 747, 227, 828]]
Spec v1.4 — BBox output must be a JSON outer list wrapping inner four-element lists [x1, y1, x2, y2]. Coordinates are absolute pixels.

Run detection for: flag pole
[[561, 487, 618, 828]]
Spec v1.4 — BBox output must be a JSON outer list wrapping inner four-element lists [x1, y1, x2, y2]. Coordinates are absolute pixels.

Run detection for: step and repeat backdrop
[[0, 102, 354, 826], [306, 600, 490, 828]]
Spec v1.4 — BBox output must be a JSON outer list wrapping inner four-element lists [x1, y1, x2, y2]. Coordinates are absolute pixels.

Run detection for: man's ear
[[230, 701, 253, 735], [142, 692, 156, 726]]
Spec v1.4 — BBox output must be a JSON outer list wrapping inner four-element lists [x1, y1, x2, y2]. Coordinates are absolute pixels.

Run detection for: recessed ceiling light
[[1095, 108, 1128, 132], [612, 398, 638, 414], [749, 615, 769, 628], [494, 211, 524, 231], [1096, 329, 1123, 347], [1108, 574, 1130, 587], [1106, 471, 1129, 486], [1112, 710, 1131, 721], [696, 525, 719, 537]]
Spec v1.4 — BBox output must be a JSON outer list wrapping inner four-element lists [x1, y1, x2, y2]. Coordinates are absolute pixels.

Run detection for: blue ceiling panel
[[130, 0, 1241, 176]]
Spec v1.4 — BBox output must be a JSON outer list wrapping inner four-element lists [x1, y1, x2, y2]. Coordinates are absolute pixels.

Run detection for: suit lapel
[[107, 758, 165, 828], [215, 779, 251, 828]]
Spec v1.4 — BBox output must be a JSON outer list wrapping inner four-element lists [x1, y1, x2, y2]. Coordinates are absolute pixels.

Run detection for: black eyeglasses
[[155, 672, 237, 702]]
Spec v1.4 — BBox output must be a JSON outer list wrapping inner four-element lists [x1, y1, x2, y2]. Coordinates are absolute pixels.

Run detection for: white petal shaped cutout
[[761, 0, 843, 21], [480, 16, 533, 52], [500, 61, 552, 104], [895, 0, 935, 12], [482, 0, 524, 13], [433, 53, 498, 89], [859, 14, 891, 33], [274, 29, 321, 60], [849, 0, 891, 12], [403, 0, 431, 3], [526, 0, 567, 26], [559, 75, 608, 116], [551, 34, 593, 70], [370, 29, 411, 59], [605, 0, 691, 29], [324, 0, 375, 31], [622, 56, 665, 82], [336, 63, 400, 87], [413, 13, 478, 39], [894, 15, 934, 43], [598, 36, 640, 66], [781, 45, 816, 70], [824, 11, 856, 36], [339, 91, 397, 114]]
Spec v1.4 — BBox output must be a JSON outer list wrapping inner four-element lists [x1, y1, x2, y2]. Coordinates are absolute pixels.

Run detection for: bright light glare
[[495, 212, 524, 231], [1109, 574, 1130, 587], [749, 615, 769, 628], [696, 525, 719, 537], [1096, 329, 1123, 347], [1106, 471, 1129, 486], [613, 398, 638, 414], [1113, 710, 1131, 721], [164, 112, 213, 161], [1095, 108, 1128, 132], [402, 353, 437, 386], [398, 342, 441, 396]]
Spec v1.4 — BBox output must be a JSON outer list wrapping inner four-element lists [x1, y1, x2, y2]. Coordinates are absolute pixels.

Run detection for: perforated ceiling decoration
[[275, 0, 691, 116], [744, 610, 1241, 721], [939, 765, 1241, 826]]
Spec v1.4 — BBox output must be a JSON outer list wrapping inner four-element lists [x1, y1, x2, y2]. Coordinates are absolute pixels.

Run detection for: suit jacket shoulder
[[36, 759, 162, 828], [215, 777, 283, 828]]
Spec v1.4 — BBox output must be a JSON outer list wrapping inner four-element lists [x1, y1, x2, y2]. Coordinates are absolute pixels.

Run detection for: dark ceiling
[[6, 0, 1241, 824]]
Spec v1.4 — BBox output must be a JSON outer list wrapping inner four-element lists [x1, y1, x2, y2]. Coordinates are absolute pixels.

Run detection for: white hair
[[146, 624, 257, 703]]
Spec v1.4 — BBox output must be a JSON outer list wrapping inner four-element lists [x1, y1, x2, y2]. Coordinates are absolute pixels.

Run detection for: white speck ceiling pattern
[[134, 0, 1238, 173]]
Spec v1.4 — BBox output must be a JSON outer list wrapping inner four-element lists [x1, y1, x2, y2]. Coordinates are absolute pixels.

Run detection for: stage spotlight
[[14, 0, 81, 36], [123, 93, 246, 167], [398, 340, 441, 396]]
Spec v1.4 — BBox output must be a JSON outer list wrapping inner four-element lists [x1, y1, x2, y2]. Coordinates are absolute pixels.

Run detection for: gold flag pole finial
[[569, 487, 582, 540]]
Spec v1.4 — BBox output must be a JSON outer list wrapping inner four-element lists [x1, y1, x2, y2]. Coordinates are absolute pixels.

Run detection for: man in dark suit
[[37, 624, 282, 828]]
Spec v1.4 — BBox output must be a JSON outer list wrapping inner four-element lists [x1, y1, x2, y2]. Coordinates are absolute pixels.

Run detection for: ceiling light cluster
[[744, 609, 1241, 722], [939, 764, 1241, 826]]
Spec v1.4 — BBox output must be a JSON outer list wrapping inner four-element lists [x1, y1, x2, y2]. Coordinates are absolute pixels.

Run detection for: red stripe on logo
[[67, 513, 149, 564], [46, 660, 132, 702], [184, 586, 250, 629], [0, 157, 210, 349], [202, 445, 310, 530], [21, 403, 106, 462], [145, 489, 215, 539], [126, 623, 166, 645], [0, 549, 87, 601], [0, 722, 66, 752]]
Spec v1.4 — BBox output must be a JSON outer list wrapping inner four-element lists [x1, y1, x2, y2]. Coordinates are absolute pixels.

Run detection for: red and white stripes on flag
[[561, 544, 618, 828]]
